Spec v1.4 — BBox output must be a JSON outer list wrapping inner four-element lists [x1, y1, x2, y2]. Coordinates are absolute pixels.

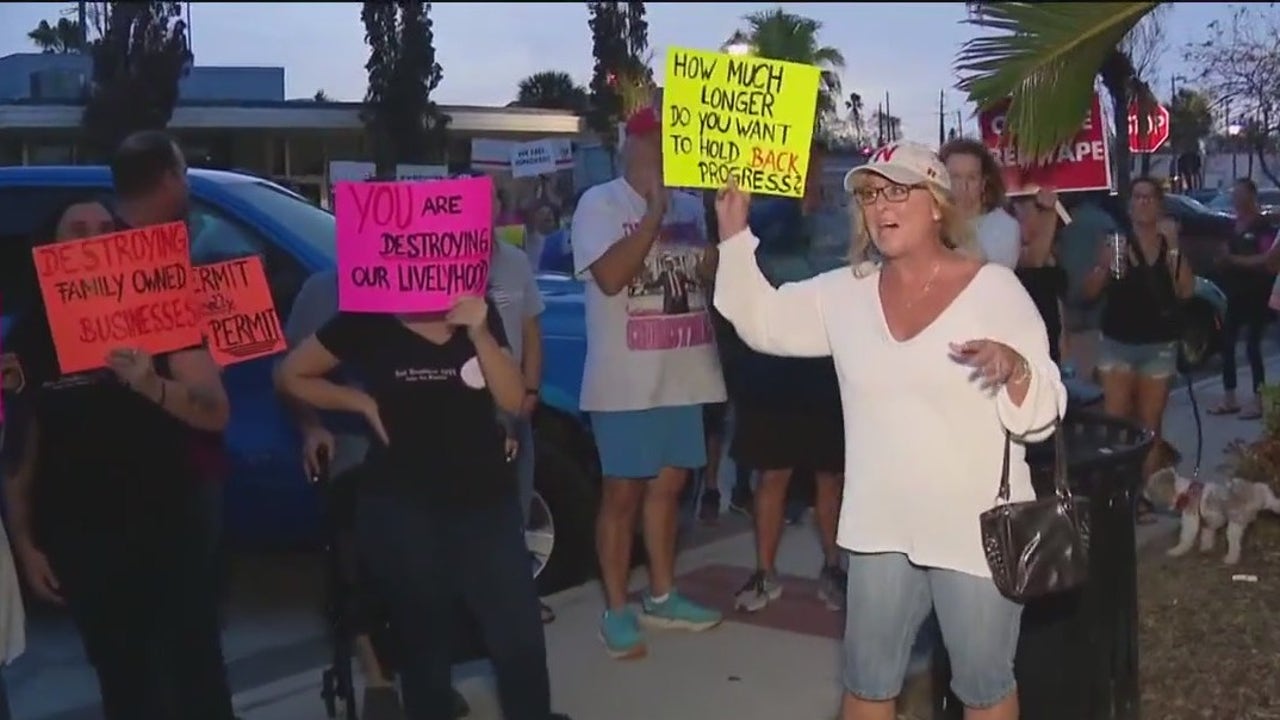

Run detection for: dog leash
[[1184, 369, 1203, 478]]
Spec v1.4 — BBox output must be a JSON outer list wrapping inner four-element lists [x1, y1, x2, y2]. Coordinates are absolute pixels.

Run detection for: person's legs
[[1134, 347, 1176, 479], [356, 494, 456, 720], [1215, 305, 1244, 413], [52, 536, 154, 719], [516, 417, 537, 526], [638, 405, 720, 632], [728, 405, 792, 611], [813, 471, 846, 609], [928, 568, 1022, 720], [733, 467, 791, 612], [839, 552, 933, 720], [590, 410, 658, 659], [699, 403, 727, 523], [458, 497, 551, 720], [1242, 313, 1268, 418], [1096, 338, 1138, 422]]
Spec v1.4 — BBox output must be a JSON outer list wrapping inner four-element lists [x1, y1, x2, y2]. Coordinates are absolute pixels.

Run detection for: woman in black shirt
[[1011, 188, 1068, 364], [1081, 177, 1195, 481], [276, 295, 564, 720], [5, 200, 235, 720], [1211, 178, 1278, 419]]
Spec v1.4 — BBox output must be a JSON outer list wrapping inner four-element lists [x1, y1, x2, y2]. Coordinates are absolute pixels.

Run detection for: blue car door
[[187, 200, 318, 547]]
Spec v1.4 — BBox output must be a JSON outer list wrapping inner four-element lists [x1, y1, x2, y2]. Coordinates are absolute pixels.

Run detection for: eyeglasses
[[853, 184, 920, 206]]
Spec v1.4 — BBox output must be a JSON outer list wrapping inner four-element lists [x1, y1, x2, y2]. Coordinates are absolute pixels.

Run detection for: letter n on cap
[[871, 144, 898, 163]]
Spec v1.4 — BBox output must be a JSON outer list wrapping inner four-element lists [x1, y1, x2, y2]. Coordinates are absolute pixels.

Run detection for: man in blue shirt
[[724, 141, 850, 614]]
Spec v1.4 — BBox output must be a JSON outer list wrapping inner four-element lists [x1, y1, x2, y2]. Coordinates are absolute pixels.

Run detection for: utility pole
[[78, 0, 88, 50], [938, 90, 946, 146], [885, 91, 894, 142]]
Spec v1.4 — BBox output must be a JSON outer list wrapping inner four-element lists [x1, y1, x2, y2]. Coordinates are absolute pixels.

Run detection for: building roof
[[0, 98, 585, 136]]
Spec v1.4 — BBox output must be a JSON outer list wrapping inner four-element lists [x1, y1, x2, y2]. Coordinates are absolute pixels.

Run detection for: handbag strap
[[996, 421, 1070, 503]]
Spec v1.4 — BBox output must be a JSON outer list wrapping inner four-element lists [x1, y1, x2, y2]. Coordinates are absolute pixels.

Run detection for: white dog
[[1145, 468, 1280, 565]]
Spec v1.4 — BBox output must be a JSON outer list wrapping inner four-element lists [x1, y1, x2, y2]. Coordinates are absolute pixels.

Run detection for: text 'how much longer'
[[662, 48, 819, 198]]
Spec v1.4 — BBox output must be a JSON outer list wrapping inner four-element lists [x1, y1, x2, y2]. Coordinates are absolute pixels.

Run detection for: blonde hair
[[846, 182, 978, 277]]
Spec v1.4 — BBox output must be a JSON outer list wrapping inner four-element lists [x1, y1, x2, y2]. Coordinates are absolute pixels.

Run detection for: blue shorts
[[842, 552, 1022, 709], [590, 405, 707, 479], [1097, 335, 1177, 379]]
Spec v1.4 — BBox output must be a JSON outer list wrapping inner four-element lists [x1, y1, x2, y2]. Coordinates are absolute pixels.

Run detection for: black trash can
[[932, 410, 1153, 720]]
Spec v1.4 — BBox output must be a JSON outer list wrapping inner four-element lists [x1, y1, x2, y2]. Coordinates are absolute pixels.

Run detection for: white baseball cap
[[844, 141, 951, 194]]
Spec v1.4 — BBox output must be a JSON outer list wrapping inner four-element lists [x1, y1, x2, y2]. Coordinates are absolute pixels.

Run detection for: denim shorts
[[1097, 335, 1178, 379], [590, 405, 706, 479], [842, 552, 1022, 708]]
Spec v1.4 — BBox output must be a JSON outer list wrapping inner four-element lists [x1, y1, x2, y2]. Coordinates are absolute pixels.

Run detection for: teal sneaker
[[599, 608, 647, 660], [639, 591, 723, 632]]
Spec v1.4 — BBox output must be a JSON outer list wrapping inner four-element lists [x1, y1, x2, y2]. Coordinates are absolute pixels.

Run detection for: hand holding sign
[[445, 295, 489, 336], [106, 347, 159, 392], [715, 178, 752, 242]]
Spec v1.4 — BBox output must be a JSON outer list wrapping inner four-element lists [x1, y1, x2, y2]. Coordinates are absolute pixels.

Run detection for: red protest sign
[[33, 221, 202, 374], [192, 256, 286, 367], [979, 94, 1112, 195]]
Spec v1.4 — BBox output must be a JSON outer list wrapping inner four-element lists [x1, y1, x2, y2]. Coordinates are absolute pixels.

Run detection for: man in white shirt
[[571, 107, 727, 660], [940, 138, 1020, 269]]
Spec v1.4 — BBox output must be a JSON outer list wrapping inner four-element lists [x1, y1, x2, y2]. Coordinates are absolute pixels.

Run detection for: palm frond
[[956, 2, 1160, 159]]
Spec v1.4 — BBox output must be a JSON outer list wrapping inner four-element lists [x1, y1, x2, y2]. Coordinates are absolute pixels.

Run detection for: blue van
[[0, 166, 602, 594]]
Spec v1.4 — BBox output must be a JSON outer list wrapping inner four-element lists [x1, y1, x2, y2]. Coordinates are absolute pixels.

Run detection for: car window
[[218, 180, 335, 260], [188, 201, 307, 319], [0, 185, 110, 321]]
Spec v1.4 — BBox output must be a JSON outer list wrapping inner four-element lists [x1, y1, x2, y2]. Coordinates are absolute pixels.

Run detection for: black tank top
[[1100, 235, 1180, 344]]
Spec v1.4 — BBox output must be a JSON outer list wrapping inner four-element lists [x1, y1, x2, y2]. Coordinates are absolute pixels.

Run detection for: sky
[[0, 2, 1239, 141]]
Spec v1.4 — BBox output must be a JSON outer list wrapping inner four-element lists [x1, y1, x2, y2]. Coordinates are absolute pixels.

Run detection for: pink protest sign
[[336, 176, 494, 313]]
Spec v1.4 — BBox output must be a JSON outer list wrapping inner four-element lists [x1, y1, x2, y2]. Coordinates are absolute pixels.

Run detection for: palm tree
[[845, 91, 865, 140], [727, 8, 846, 120], [313, 89, 330, 102], [515, 70, 589, 113], [955, 2, 1163, 196], [28, 17, 86, 54]]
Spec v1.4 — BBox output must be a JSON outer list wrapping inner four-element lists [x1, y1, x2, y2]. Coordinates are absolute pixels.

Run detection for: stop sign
[[1128, 102, 1170, 154]]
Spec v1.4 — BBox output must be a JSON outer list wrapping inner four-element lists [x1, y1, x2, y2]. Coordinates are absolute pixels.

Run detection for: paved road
[[11, 349, 1275, 719]]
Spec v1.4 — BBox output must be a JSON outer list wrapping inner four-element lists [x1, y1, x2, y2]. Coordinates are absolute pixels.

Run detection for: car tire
[[533, 442, 599, 596], [1178, 297, 1222, 373]]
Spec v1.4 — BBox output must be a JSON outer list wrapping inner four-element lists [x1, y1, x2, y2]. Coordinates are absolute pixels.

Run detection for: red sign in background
[[1128, 102, 1170, 154], [979, 94, 1112, 194]]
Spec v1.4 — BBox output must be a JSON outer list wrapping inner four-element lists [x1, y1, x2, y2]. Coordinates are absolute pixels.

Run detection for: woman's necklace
[[903, 261, 943, 310]]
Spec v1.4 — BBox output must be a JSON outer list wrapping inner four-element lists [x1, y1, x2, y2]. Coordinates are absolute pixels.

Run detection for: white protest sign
[[510, 139, 560, 178]]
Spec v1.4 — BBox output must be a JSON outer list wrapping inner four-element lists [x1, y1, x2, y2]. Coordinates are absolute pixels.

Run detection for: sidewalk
[[239, 364, 1272, 720]]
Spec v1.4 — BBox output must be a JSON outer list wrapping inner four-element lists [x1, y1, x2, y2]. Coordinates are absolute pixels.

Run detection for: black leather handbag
[[980, 426, 1091, 601]]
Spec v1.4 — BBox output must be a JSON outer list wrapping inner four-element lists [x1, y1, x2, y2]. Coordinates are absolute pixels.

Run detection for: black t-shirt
[[314, 301, 515, 507], [15, 205, 208, 544], [1100, 235, 1181, 344], [8, 316, 201, 545], [1223, 215, 1277, 305], [1015, 265, 1067, 365]]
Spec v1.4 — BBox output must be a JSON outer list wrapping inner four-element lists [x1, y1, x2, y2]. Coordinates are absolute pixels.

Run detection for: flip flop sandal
[[1208, 403, 1241, 415], [1240, 407, 1263, 420]]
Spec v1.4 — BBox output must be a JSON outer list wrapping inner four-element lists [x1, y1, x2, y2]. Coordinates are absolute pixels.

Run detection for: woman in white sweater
[[713, 141, 1066, 720]]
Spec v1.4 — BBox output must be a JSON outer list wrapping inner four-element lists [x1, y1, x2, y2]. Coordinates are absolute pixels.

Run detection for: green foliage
[[586, 1, 650, 148], [81, 2, 192, 160], [515, 71, 588, 113], [956, 2, 1161, 161], [28, 17, 86, 54], [1168, 87, 1213, 153], [361, 1, 450, 177], [737, 7, 845, 123]]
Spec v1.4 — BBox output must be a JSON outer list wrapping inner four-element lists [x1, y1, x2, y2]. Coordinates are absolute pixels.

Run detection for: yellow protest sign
[[662, 47, 820, 198], [496, 224, 526, 248]]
